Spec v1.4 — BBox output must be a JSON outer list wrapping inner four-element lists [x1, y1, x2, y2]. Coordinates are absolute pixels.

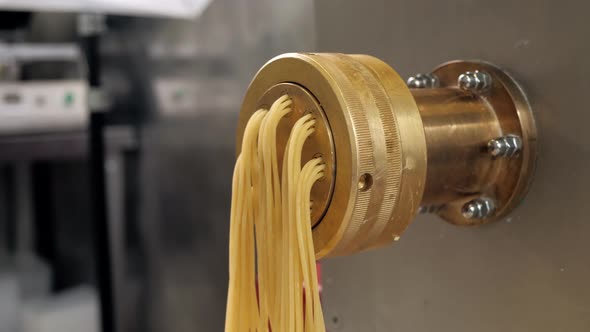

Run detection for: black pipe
[[82, 31, 116, 332]]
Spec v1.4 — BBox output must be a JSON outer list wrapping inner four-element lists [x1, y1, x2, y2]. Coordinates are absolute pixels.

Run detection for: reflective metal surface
[[316, 1, 590, 331], [136, 0, 318, 330], [406, 73, 439, 89]]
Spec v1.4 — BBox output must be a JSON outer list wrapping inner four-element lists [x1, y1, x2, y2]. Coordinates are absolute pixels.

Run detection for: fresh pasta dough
[[225, 95, 326, 332]]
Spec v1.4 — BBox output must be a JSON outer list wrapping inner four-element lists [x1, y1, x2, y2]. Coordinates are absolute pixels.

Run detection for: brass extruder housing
[[237, 53, 537, 259]]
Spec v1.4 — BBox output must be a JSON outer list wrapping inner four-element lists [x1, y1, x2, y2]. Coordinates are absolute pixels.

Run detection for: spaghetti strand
[[225, 95, 326, 332]]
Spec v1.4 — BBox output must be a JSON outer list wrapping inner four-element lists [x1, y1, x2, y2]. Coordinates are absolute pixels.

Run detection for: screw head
[[407, 73, 439, 89], [462, 198, 496, 219], [418, 204, 442, 214], [458, 70, 492, 93], [462, 203, 479, 219], [487, 135, 523, 157], [488, 138, 505, 157]]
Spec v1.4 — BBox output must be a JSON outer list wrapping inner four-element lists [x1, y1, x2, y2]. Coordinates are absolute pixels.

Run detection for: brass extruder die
[[237, 53, 537, 259]]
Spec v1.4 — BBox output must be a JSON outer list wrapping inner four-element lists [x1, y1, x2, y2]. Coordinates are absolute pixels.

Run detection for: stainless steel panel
[[138, 0, 317, 330], [316, 1, 590, 331]]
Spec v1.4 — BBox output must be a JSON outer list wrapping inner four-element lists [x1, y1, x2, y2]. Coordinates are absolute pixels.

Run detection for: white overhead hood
[[0, 0, 212, 19]]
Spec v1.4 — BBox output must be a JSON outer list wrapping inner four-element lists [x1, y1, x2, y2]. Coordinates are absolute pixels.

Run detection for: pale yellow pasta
[[225, 95, 326, 332]]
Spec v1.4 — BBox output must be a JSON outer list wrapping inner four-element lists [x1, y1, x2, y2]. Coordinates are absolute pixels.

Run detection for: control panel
[[0, 80, 88, 135]]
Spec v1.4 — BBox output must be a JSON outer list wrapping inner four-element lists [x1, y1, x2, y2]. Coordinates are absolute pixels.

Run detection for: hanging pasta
[[225, 94, 326, 332]]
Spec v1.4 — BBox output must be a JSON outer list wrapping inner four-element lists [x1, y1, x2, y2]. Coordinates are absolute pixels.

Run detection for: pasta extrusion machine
[[237, 53, 536, 258]]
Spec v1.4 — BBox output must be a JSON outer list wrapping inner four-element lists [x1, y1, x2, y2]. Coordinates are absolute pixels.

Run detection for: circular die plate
[[256, 83, 336, 227]]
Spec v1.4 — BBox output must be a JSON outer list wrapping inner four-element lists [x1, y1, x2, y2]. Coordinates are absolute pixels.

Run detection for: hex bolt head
[[462, 197, 496, 219], [418, 205, 442, 214], [488, 135, 523, 157], [458, 70, 492, 93], [407, 73, 440, 89]]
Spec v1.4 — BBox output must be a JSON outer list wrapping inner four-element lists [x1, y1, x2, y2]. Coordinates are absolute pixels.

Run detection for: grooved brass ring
[[238, 53, 427, 258]]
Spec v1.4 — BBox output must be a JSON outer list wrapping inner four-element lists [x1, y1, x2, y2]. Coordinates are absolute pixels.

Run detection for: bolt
[[407, 73, 439, 89], [458, 70, 492, 93], [418, 205, 442, 214], [462, 198, 496, 219], [487, 135, 522, 157]]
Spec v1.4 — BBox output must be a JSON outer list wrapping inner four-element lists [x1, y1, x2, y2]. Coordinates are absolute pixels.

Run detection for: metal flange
[[414, 61, 537, 226]]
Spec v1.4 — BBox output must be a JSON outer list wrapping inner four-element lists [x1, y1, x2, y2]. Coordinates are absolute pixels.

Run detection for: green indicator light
[[173, 90, 185, 102], [64, 92, 74, 107]]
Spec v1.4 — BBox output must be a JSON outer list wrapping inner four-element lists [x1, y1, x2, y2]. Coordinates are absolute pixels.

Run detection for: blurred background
[[0, 1, 315, 331], [1, 1, 589, 332]]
